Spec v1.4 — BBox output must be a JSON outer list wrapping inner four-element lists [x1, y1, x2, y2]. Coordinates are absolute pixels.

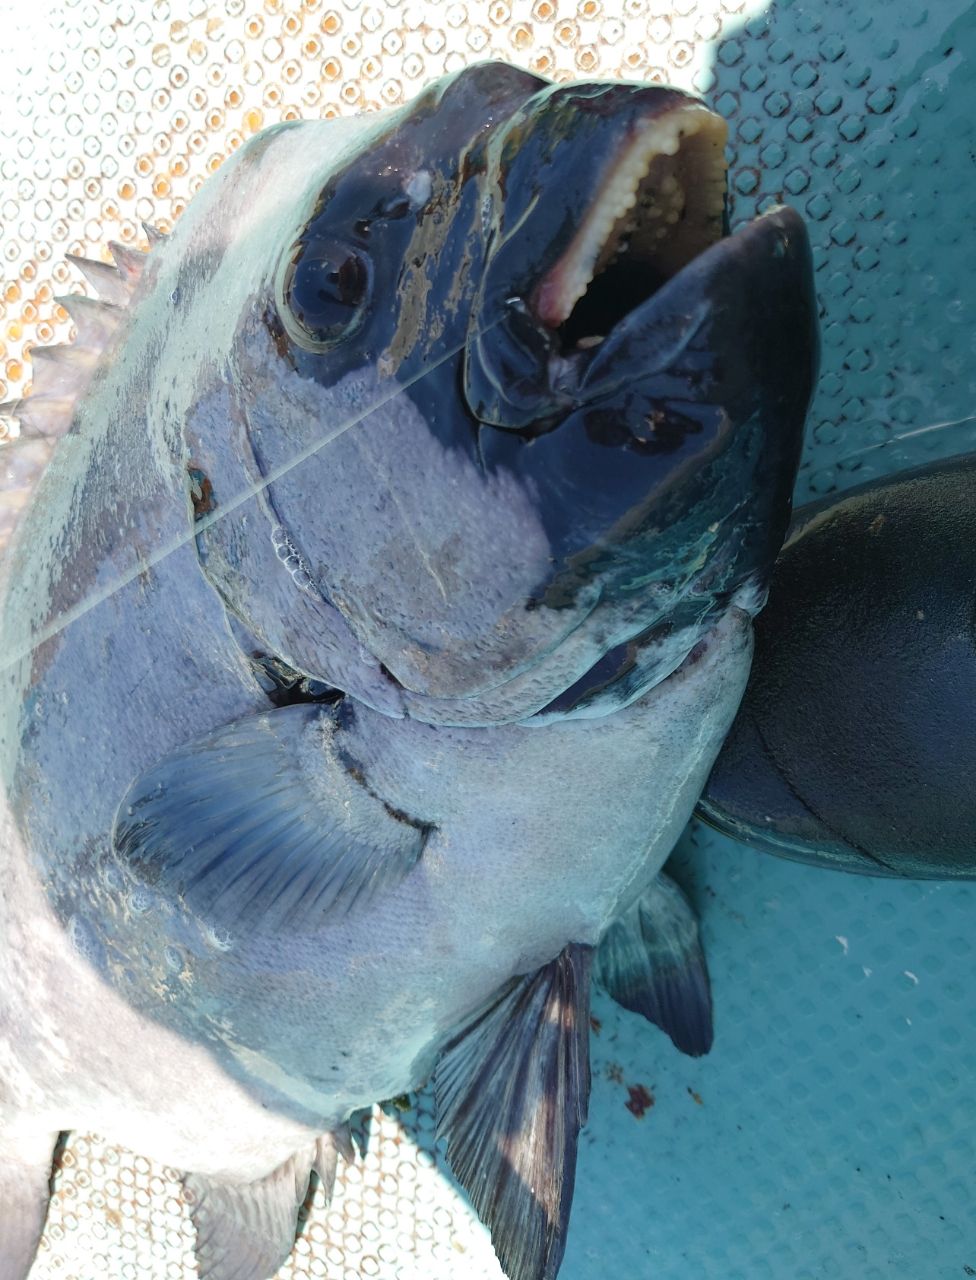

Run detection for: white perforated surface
[[2, 2, 974, 1278]]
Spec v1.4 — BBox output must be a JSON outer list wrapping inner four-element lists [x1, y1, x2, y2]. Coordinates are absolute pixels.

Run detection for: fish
[[699, 450, 976, 880], [0, 62, 817, 1280]]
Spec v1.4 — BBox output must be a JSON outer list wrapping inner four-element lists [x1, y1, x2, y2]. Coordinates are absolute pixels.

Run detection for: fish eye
[[278, 237, 371, 350]]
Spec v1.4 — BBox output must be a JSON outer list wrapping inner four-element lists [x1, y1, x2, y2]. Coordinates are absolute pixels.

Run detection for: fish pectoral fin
[[596, 871, 713, 1057], [185, 1131, 347, 1280], [113, 702, 432, 934], [0, 1128, 61, 1280], [434, 944, 592, 1280]]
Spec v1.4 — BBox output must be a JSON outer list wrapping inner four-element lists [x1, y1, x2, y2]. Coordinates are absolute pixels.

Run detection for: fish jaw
[[465, 77, 816, 597], [155, 69, 815, 725], [515, 203, 818, 614], [466, 80, 729, 429], [368, 83, 817, 714]]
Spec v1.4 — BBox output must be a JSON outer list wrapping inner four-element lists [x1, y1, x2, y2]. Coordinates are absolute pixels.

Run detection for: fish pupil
[[286, 240, 369, 342]]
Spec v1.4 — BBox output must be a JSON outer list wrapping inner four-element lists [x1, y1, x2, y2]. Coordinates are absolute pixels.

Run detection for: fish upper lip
[[523, 99, 728, 365], [530, 99, 727, 334], [464, 86, 812, 436]]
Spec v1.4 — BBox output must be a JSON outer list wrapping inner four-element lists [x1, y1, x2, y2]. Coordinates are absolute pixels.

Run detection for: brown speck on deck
[[625, 1084, 654, 1118], [687, 1087, 704, 1106], [590, 1016, 602, 1034]]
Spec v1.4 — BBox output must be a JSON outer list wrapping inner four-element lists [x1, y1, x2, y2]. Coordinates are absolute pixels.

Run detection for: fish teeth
[[534, 103, 727, 328]]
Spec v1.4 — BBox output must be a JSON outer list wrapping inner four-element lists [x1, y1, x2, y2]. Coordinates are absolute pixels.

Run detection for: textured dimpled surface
[[2, 1, 974, 1277]]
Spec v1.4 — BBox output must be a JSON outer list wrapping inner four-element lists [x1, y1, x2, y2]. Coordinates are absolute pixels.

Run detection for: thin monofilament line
[[838, 413, 976, 462], [0, 325, 495, 674], [4, 369, 971, 672]]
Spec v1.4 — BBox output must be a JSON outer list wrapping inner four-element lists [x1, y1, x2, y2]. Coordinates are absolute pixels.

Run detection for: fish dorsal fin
[[595, 871, 713, 1057], [108, 238, 148, 289], [55, 293, 125, 349], [435, 944, 592, 1280], [312, 1124, 354, 1188], [63, 250, 132, 306], [184, 1129, 348, 1280], [6, 239, 152, 437], [26, 344, 101, 402], [0, 228, 166, 543]]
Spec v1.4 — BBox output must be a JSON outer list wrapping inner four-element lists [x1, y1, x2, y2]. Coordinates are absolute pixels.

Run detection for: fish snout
[[473, 199, 817, 621]]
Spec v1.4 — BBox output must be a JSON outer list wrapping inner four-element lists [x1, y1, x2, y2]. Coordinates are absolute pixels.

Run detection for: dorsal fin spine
[[1, 235, 158, 541]]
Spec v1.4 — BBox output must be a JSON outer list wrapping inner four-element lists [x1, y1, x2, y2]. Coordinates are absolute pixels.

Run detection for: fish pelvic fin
[[435, 943, 593, 1280], [0, 1128, 61, 1280], [184, 1129, 349, 1280], [596, 871, 713, 1057]]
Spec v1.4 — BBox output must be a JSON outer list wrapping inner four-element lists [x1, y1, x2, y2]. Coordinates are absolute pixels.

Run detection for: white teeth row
[[539, 103, 727, 327], [613, 175, 687, 256]]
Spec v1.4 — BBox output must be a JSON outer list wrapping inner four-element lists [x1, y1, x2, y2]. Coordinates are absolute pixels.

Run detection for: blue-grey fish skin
[[0, 62, 816, 1279]]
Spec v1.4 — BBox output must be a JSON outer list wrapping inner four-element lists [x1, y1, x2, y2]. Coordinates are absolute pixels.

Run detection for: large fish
[[699, 451, 976, 879], [0, 63, 817, 1280]]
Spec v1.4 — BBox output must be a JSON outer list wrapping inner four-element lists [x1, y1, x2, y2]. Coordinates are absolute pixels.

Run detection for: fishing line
[[833, 413, 976, 464], [0, 322, 500, 673], [4, 344, 972, 671]]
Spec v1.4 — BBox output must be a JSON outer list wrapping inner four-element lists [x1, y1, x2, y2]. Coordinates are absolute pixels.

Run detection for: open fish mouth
[[464, 87, 766, 432], [532, 103, 728, 354], [231, 74, 815, 726]]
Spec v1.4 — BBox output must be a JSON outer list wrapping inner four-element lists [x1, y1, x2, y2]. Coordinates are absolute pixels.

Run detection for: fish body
[[0, 64, 816, 1280], [700, 451, 976, 879]]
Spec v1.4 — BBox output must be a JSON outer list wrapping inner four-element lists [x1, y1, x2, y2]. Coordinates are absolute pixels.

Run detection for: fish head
[[187, 67, 817, 724]]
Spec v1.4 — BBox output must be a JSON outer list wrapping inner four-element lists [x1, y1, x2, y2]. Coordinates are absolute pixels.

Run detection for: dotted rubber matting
[[2, 1, 974, 1278]]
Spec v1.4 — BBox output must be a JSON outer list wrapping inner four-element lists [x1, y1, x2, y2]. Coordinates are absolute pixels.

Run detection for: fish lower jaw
[[527, 588, 755, 726]]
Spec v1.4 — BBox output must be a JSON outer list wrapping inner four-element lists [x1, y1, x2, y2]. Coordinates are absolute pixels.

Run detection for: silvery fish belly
[[0, 63, 817, 1280]]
